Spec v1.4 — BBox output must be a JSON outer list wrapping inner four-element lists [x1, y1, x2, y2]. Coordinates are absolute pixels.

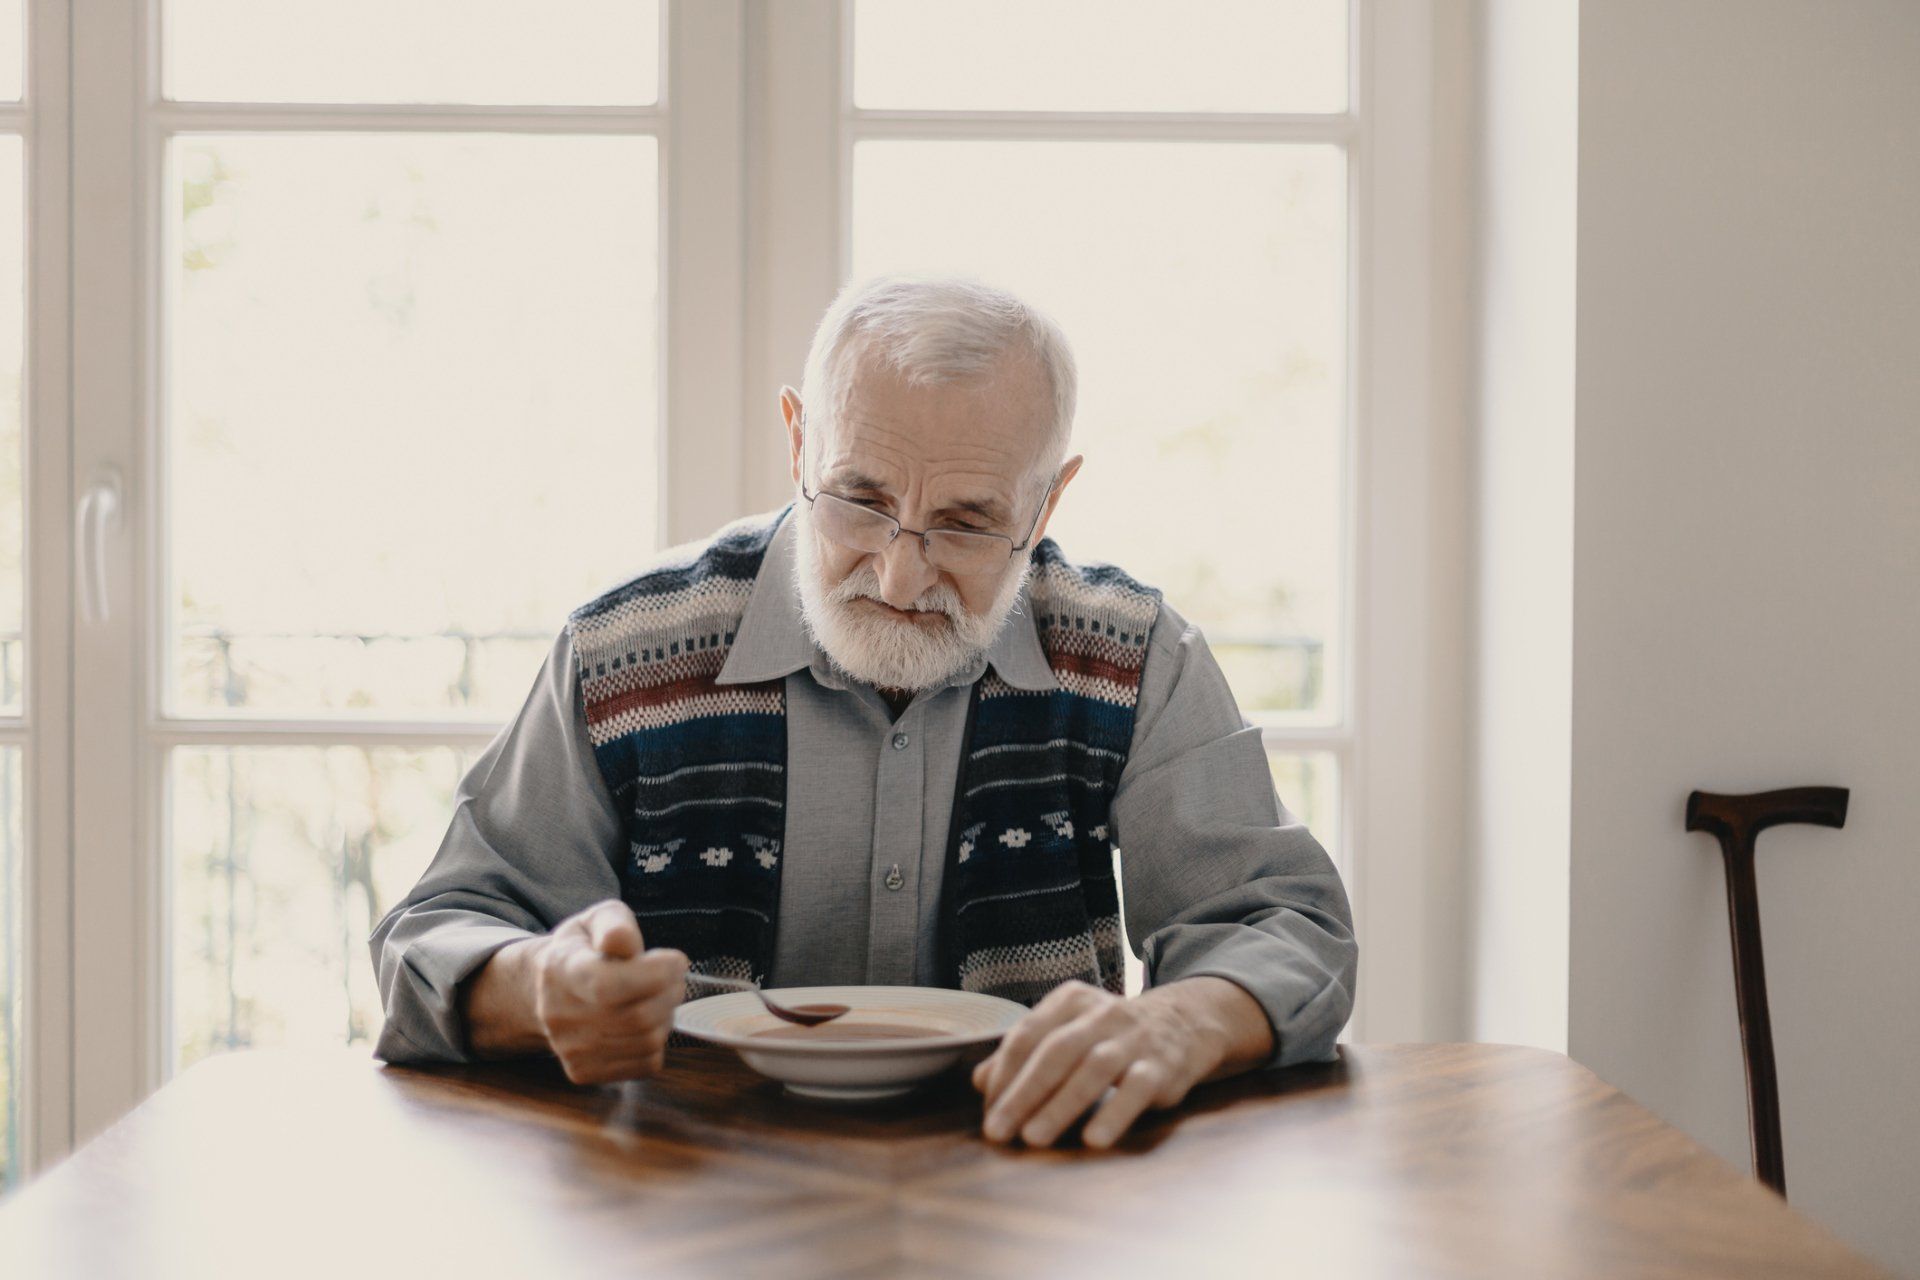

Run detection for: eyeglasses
[[797, 412, 1056, 577]]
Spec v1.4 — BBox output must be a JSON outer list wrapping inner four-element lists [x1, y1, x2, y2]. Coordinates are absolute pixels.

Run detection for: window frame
[[10, 0, 77, 1190], [744, 0, 1446, 1044], [832, 5, 1364, 993], [51, 0, 755, 1169]]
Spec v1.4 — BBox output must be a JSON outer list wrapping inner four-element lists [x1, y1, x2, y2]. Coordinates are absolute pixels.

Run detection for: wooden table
[[0, 1042, 1889, 1278]]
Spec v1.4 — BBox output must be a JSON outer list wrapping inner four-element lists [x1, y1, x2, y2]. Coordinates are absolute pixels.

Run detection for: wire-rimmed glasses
[[797, 414, 1056, 577]]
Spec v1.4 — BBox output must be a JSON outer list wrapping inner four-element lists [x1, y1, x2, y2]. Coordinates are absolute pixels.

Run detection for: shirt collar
[[714, 506, 1059, 694]]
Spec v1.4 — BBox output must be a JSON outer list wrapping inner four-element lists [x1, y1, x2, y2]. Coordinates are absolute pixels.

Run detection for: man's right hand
[[527, 899, 691, 1084]]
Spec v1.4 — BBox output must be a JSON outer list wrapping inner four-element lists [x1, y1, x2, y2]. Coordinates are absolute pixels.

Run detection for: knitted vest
[[565, 508, 1160, 1007]]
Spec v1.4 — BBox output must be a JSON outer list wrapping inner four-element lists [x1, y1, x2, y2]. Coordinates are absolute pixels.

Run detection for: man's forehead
[[822, 376, 1046, 492]]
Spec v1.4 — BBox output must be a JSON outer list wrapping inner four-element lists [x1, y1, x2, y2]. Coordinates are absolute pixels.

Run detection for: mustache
[[826, 564, 969, 622]]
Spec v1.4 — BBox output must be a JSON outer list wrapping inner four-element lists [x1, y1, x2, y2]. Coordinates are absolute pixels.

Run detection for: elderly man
[[370, 275, 1357, 1149]]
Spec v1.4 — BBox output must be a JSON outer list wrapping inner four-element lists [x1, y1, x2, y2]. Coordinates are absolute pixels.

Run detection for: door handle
[[76, 468, 124, 625]]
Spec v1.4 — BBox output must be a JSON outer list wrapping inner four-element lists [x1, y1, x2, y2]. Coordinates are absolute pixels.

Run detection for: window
[[840, 0, 1354, 995], [154, 6, 664, 1072], [746, 0, 1445, 1044], [16, 0, 1439, 1178], [44, 0, 683, 1156]]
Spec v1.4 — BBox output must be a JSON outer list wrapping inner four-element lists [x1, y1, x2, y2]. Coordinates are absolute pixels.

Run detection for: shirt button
[[884, 863, 904, 891], [890, 732, 910, 750]]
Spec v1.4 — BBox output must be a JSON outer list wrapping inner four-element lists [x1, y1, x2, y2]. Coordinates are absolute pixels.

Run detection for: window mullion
[[148, 719, 505, 749], [740, 0, 842, 515], [152, 103, 665, 132], [662, 0, 749, 541], [848, 112, 1356, 145], [68, 0, 148, 1152]]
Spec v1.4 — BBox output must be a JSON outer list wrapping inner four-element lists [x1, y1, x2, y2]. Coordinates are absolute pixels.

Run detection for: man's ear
[[780, 386, 804, 487], [1029, 453, 1084, 547]]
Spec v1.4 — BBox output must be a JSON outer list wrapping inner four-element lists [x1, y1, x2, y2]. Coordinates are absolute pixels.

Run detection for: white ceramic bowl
[[673, 985, 1028, 1101]]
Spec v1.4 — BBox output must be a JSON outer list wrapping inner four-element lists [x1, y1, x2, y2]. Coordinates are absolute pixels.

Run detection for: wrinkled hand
[[533, 899, 690, 1085], [970, 979, 1224, 1149]]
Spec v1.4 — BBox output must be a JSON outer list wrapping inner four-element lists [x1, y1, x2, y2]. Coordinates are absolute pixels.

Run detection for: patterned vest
[[566, 508, 1161, 1007]]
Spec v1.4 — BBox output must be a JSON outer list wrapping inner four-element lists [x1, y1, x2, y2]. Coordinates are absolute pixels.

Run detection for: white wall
[[1461, 0, 1577, 1053], [1567, 2, 1920, 1273]]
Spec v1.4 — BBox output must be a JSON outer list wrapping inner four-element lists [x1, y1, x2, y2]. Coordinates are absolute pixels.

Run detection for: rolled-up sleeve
[[1114, 603, 1358, 1069], [368, 627, 625, 1064]]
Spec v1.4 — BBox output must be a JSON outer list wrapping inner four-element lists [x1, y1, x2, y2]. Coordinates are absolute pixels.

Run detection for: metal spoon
[[691, 974, 851, 1027]]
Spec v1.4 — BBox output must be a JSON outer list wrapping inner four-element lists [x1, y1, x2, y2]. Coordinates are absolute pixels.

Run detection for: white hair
[[799, 274, 1077, 484]]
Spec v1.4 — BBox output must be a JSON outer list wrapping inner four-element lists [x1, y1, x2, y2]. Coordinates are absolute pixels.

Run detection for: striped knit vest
[[566, 508, 1160, 1007]]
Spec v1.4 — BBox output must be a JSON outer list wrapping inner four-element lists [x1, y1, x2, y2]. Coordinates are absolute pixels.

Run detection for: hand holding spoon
[[690, 974, 851, 1027]]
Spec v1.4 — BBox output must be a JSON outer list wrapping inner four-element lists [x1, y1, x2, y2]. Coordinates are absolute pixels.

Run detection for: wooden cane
[[1684, 786, 1849, 1199]]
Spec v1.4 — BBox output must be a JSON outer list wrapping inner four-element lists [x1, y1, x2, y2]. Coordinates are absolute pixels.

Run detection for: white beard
[[792, 501, 1032, 692]]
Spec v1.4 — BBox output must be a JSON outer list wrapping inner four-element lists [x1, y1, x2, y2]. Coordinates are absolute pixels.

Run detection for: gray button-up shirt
[[370, 512, 1357, 1071]]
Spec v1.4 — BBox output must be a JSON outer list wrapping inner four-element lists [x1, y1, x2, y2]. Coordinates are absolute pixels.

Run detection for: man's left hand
[[970, 978, 1245, 1150]]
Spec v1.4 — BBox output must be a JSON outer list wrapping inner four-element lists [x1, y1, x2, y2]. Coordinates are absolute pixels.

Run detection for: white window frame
[[741, 0, 1447, 1045], [1350, 0, 1449, 1047], [12, 0, 77, 1188], [21, 0, 1445, 1175], [51, 0, 757, 1167]]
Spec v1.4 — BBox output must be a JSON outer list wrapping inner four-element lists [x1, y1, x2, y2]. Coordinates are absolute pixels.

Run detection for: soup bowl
[[672, 984, 1028, 1101]]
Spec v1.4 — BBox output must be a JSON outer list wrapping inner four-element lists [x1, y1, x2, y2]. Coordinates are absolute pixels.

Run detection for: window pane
[[852, 141, 1346, 719], [164, 0, 660, 105], [0, 0, 20, 102], [853, 0, 1347, 114], [168, 745, 475, 1070], [1268, 749, 1339, 865], [166, 134, 659, 719], [0, 135, 19, 715], [0, 746, 22, 1189]]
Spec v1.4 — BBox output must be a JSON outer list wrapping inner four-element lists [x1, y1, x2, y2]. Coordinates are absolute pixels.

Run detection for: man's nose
[[874, 533, 938, 609]]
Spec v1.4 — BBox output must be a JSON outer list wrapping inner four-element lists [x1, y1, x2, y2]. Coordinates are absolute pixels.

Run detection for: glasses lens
[[925, 530, 1014, 575], [813, 493, 897, 553]]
